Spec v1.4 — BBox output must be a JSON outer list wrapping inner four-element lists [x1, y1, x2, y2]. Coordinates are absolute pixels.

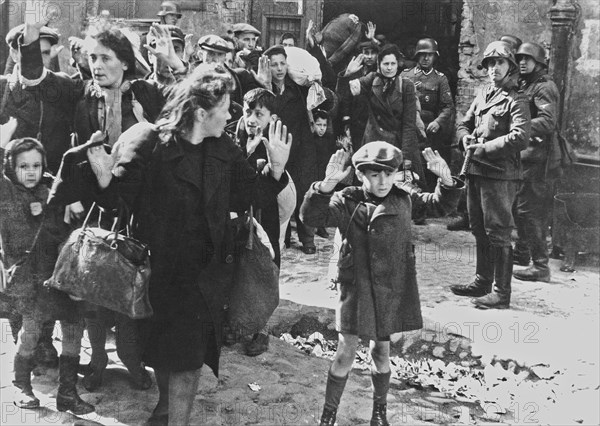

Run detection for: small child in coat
[[0, 119, 94, 414], [312, 109, 337, 238], [300, 141, 463, 426]]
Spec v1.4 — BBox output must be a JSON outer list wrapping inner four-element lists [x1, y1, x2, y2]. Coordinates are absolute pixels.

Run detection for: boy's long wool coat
[[300, 182, 461, 339]]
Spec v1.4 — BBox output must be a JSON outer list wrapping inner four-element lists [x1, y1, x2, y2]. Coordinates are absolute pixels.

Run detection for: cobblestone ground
[[0, 218, 598, 425]]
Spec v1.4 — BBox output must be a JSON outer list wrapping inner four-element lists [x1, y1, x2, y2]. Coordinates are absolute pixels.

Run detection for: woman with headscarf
[[340, 43, 425, 183]]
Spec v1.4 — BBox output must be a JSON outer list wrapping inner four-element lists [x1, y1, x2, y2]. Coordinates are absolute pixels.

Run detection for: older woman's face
[[88, 39, 128, 89], [379, 53, 398, 78], [202, 94, 232, 137]]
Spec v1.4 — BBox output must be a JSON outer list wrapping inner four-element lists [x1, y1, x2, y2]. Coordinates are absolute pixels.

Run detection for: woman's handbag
[[226, 206, 280, 336], [46, 203, 153, 319]]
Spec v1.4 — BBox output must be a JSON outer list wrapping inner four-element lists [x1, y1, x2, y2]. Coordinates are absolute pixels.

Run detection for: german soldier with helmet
[[401, 38, 455, 189], [512, 42, 562, 282], [157, 1, 182, 26], [450, 40, 531, 310]]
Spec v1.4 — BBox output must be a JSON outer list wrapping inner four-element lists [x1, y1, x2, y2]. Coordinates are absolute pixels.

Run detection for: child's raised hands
[[422, 147, 454, 186], [263, 119, 291, 180]]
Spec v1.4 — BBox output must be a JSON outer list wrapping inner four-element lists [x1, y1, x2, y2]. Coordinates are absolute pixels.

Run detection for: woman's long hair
[[156, 63, 235, 142]]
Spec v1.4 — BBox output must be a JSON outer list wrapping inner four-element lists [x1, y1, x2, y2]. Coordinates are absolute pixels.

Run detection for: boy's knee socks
[[371, 370, 391, 405], [324, 369, 349, 411]]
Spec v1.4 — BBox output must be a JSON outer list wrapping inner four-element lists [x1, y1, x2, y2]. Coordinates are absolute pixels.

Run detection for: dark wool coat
[[0, 148, 74, 322], [341, 72, 423, 179], [518, 71, 562, 180], [49, 123, 287, 375], [300, 180, 462, 339], [271, 75, 316, 199], [456, 82, 531, 181], [0, 71, 73, 174], [337, 67, 373, 151]]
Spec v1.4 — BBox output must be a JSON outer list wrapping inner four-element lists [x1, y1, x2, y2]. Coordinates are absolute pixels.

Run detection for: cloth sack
[[284, 46, 327, 111], [316, 13, 363, 67], [46, 204, 153, 319], [226, 206, 280, 337]]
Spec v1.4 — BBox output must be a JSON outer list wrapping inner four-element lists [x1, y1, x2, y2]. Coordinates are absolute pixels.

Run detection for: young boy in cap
[[300, 143, 462, 426]]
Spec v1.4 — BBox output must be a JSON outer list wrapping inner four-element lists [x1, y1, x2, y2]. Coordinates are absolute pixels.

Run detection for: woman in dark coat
[[19, 19, 183, 392], [83, 63, 292, 425], [340, 43, 425, 183]]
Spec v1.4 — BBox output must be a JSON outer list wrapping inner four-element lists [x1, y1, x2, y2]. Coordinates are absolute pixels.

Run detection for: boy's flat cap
[[352, 141, 403, 172], [232, 23, 261, 36]]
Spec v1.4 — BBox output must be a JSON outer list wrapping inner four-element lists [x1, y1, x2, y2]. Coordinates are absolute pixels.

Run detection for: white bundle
[[284, 46, 326, 110], [284, 46, 322, 86]]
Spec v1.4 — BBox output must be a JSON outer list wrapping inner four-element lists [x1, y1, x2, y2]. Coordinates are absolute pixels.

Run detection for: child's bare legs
[[320, 333, 358, 425], [369, 340, 391, 426], [331, 333, 359, 376]]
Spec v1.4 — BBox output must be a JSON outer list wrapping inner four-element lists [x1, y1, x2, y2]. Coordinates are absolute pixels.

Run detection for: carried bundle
[[284, 46, 326, 111], [315, 13, 363, 70]]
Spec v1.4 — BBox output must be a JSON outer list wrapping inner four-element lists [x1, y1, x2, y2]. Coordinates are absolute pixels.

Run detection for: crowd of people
[[0, 2, 565, 425]]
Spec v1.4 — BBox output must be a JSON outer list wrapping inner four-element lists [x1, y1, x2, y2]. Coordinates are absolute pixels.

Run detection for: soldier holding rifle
[[450, 41, 531, 310]]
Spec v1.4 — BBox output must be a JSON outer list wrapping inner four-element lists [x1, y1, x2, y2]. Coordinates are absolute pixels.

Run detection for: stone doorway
[[322, 0, 463, 97]]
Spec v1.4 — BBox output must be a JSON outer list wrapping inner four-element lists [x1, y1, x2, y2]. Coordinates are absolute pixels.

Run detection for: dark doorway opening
[[322, 0, 463, 97]]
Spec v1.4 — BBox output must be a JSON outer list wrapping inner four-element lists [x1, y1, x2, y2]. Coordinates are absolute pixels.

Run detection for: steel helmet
[[481, 40, 517, 69], [157, 1, 182, 18], [499, 34, 523, 52], [516, 42, 548, 67], [414, 38, 439, 58]]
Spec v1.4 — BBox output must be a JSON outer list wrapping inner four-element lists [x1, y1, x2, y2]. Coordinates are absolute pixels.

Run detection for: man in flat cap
[[196, 34, 261, 126], [4, 24, 61, 75], [232, 23, 262, 70]]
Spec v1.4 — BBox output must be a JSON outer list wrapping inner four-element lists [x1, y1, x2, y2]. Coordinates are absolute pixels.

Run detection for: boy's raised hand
[[320, 149, 352, 193], [422, 147, 454, 187], [263, 119, 291, 180], [344, 54, 364, 77], [23, 1, 59, 45], [253, 56, 272, 89], [145, 24, 185, 73]]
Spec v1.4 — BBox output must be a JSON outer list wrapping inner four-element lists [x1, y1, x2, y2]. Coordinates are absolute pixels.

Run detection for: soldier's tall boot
[[450, 244, 494, 297], [473, 246, 512, 309]]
